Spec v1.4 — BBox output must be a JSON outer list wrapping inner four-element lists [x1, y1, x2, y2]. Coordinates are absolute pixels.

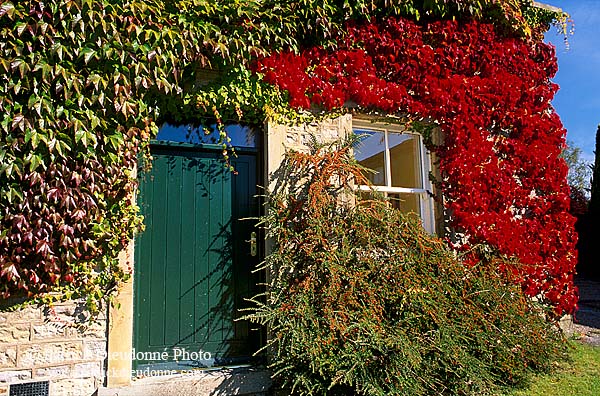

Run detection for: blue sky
[[544, 0, 600, 163]]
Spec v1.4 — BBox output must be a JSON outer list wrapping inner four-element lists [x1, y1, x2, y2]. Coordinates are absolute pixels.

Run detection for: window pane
[[388, 193, 421, 216], [156, 123, 258, 148], [354, 130, 386, 186], [388, 133, 422, 189]]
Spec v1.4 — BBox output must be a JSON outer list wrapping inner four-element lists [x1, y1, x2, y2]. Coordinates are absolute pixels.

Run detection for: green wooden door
[[134, 143, 261, 370]]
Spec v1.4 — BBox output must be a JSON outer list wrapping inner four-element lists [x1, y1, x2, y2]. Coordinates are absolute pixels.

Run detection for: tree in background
[[584, 125, 600, 278], [590, 126, 600, 219], [570, 127, 600, 278], [563, 141, 592, 198], [563, 143, 591, 265]]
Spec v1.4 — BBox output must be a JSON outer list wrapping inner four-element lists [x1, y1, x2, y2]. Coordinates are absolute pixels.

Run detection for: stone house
[[0, 1, 571, 395], [0, 112, 442, 395]]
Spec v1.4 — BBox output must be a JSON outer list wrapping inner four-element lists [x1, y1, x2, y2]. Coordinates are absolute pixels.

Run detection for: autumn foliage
[[255, 17, 578, 315]]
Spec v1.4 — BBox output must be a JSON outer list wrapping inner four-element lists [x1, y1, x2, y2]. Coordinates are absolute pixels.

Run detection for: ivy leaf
[[0, 58, 9, 73], [0, 163, 9, 177], [33, 61, 53, 83], [29, 153, 43, 172], [27, 95, 43, 117], [87, 74, 102, 90], [80, 47, 96, 64], [27, 94, 37, 110], [24, 130, 41, 149], [54, 140, 69, 158], [15, 21, 27, 36], [0, 2, 15, 19], [0, 262, 19, 281], [11, 114, 24, 131], [75, 129, 88, 146], [3, 186, 23, 204], [105, 132, 124, 150], [10, 59, 23, 74], [51, 43, 64, 61]]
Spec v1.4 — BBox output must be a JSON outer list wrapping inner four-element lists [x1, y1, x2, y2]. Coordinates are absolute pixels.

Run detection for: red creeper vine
[[255, 17, 578, 315]]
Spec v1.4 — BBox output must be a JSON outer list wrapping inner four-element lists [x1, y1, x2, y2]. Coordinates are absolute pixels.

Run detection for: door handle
[[248, 231, 257, 257]]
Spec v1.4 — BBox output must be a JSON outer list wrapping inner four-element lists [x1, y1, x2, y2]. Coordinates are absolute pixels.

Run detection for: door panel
[[134, 145, 260, 370]]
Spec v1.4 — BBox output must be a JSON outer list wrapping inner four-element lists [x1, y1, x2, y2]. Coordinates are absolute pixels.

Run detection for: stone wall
[[270, 114, 351, 152], [265, 115, 352, 189], [0, 301, 107, 396]]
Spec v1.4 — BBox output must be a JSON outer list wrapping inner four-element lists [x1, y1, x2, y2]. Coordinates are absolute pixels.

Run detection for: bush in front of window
[[245, 137, 567, 396]]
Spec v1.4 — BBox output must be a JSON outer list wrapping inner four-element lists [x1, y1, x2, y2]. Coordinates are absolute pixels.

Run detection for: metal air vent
[[9, 381, 49, 396]]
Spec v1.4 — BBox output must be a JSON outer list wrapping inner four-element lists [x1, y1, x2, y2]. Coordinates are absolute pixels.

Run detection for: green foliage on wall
[[0, 0, 228, 305]]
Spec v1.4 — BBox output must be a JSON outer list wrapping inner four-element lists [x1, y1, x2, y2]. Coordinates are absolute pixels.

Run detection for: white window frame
[[353, 119, 436, 234]]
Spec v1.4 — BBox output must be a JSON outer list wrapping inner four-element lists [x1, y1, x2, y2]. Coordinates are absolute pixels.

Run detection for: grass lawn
[[504, 341, 600, 396]]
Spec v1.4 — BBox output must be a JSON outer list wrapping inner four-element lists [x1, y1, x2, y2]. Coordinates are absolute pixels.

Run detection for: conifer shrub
[[246, 136, 567, 396]]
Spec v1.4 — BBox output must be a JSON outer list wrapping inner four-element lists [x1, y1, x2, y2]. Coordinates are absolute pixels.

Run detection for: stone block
[[320, 127, 338, 139], [286, 132, 298, 145], [0, 369, 32, 383], [45, 302, 107, 326], [32, 322, 67, 340], [75, 319, 107, 339], [0, 323, 30, 344], [49, 304, 78, 317], [73, 361, 103, 379], [0, 346, 16, 369], [1, 307, 41, 324], [559, 314, 574, 335], [83, 340, 107, 360], [34, 365, 71, 379], [18, 342, 83, 367], [51, 377, 98, 396], [44, 304, 83, 325]]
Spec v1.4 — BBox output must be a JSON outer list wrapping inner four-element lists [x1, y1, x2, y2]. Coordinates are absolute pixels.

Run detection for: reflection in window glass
[[388, 133, 422, 189], [354, 129, 386, 186], [388, 193, 421, 216], [155, 123, 258, 148]]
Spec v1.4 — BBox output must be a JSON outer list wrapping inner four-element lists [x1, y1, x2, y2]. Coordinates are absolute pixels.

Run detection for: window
[[353, 120, 436, 234], [156, 123, 258, 148]]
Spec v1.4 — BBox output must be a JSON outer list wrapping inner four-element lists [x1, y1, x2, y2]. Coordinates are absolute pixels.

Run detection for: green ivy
[[0, 0, 215, 307]]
